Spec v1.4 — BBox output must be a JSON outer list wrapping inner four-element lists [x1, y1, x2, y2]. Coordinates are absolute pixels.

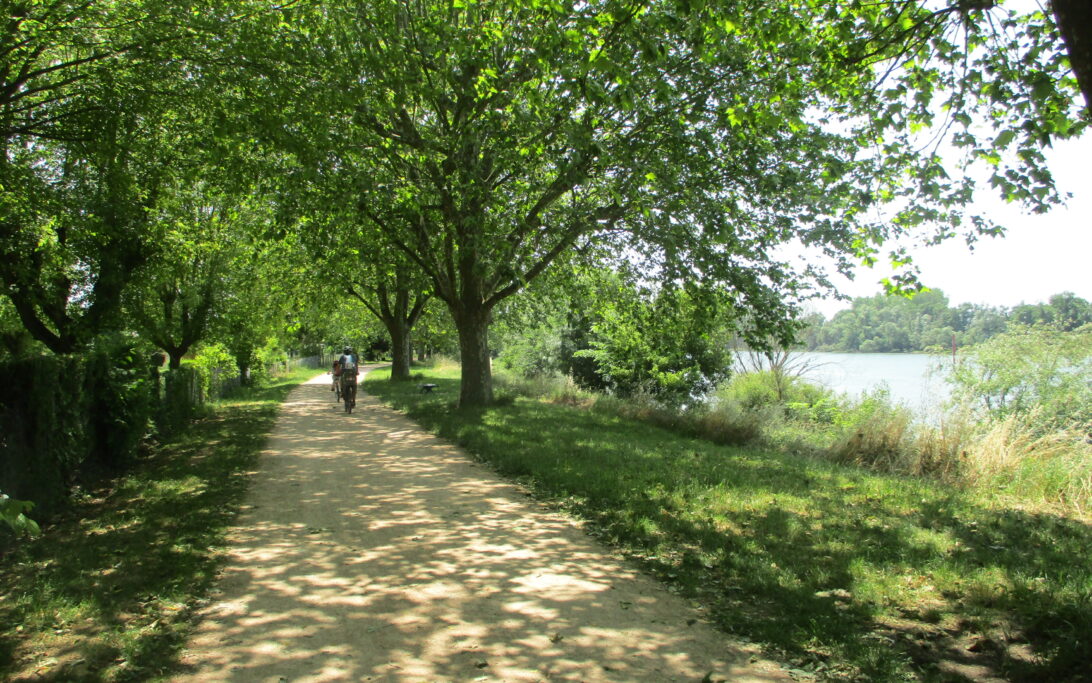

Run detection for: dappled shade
[[175, 374, 786, 681]]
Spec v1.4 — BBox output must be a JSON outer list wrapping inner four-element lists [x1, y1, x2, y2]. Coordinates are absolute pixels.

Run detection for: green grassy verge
[[0, 368, 321, 682], [367, 366, 1092, 681]]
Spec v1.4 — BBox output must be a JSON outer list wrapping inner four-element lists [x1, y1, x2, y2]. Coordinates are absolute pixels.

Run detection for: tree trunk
[[236, 358, 252, 387], [167, 349, 184, 370], [454, 305, 493, 407], [1053, 0, 1092, 113], [388, 320, 413, 381]]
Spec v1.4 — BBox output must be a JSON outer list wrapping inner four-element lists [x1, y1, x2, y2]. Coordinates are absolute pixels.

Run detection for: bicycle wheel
[[344, 381, 353, 413]]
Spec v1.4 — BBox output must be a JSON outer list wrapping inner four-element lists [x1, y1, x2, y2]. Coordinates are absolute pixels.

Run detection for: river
[[759, 352, 955, 410]]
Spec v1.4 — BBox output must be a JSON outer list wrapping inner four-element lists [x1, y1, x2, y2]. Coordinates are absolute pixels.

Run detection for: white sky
[[804, 0, 1091, 319], [807, 115, 1091, 320]]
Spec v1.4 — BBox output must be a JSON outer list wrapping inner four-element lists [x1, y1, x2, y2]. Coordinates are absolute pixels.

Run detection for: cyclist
[[337, 346, 359, 408]]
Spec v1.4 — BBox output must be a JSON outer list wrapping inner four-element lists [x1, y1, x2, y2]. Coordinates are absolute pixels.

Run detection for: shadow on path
[[174, 369, 789, 682]]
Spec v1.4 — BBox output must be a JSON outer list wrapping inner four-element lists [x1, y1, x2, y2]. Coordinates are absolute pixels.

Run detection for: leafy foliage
[[495, 268, 738, 403], [575, 283, 735, 403], [257, 0, 1088, 404], [0, 340, 154, 517], [0, 493, 39, 538], [948, 324, 1092, 429], [809, 290, 1092, 352]]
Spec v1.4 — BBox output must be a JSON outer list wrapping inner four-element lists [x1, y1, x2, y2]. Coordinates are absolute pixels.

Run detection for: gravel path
[[174, 370, 791, 682]]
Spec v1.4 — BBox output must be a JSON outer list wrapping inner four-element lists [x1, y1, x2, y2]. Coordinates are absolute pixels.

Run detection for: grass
[[0, 367, 321, 682], [367, 365, 1092, 681]]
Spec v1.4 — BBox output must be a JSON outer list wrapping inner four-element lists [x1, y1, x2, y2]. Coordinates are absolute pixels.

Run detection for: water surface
[[759, 352, 954, 411]]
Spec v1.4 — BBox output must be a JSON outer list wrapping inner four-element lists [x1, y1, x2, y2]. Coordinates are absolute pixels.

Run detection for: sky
[[803, 0, 1091, 319], [807, 131, 1092, 319]]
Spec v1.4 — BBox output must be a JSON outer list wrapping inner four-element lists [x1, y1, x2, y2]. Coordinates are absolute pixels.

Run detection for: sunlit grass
[[366, 365, 1092, 680], [0, 369, 322, 681]]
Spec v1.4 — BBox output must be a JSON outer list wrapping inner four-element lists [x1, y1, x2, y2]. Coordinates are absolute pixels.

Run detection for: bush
[[0, 355, 87, 517], [83, 340, 154, 472], [0, 340, 155, 517], [493, 367, 768, 446], [828, 390, 915, 473], [718, 371, 781, 409], [254, 337, 288, 383], [695, 398, 775, 445], [961, 412, 1092, 510], [0, 491, 40, 538], [193, 343, 237, 398], [158, 366, 204, 436], [718, 370, 841, 416], [496, 329, 564, 379], [947, 324, 1092, 430], [494, 370, 580, 402]]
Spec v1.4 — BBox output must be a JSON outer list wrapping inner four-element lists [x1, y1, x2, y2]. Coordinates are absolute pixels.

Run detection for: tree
[[1, 0, 160, 143], [125, 186, 265, 369], [207, 234, 300, 386], [1, 1, 177, 354], [1050, 0, 1092, 112], [493, 265, 738, 402], [0, 88, 171, 353], [732, 344, 826, 404], [346, 249, 432, 381], [1047, 292, 1092, 330], [280, 1, 936, 404], [0, 0, 290, 354], [296, 192, 434, 381]]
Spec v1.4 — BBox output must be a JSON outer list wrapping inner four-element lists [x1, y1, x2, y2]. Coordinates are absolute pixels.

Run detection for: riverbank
[[365, 364, 1092, 681]]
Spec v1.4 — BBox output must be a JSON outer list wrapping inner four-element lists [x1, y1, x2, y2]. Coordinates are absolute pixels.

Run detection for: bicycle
[[340, 371, 357, 413]]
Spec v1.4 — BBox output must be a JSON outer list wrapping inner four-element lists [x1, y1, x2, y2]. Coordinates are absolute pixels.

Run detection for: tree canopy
[[807, 290, 1092, 353], [1, 0, 1088, 405]]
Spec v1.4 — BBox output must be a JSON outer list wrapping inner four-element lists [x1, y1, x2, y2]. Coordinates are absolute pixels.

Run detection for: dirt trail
[[174, 370, 792, 682]]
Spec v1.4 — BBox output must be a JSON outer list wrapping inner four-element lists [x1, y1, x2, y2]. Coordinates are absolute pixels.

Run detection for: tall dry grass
[[829, 404, 1091, 515], [962, 414, 1092, 514]]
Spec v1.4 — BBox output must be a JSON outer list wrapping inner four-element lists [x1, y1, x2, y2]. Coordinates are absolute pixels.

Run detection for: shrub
[[0, 492, 40, 538], [905, 406, 977, 480], [0, 340, 155, 517], [718, 370, 782, 409], [192, 343, 238, 398], [947, 324, 1092, 429], [829, 399, 914, 473], [695, 398, 775, 445], [496, 329, 564, 379], [158, 366, 204, 436], [255, 336, 288, 381], [962, 412, 1092, 511], [0, 355, 87, 516], [83, 340, 154, 472], [718, 369, 842, 417]]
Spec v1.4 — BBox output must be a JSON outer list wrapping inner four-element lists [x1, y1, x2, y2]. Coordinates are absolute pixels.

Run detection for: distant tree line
[[803, 290, 1092, 353]]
